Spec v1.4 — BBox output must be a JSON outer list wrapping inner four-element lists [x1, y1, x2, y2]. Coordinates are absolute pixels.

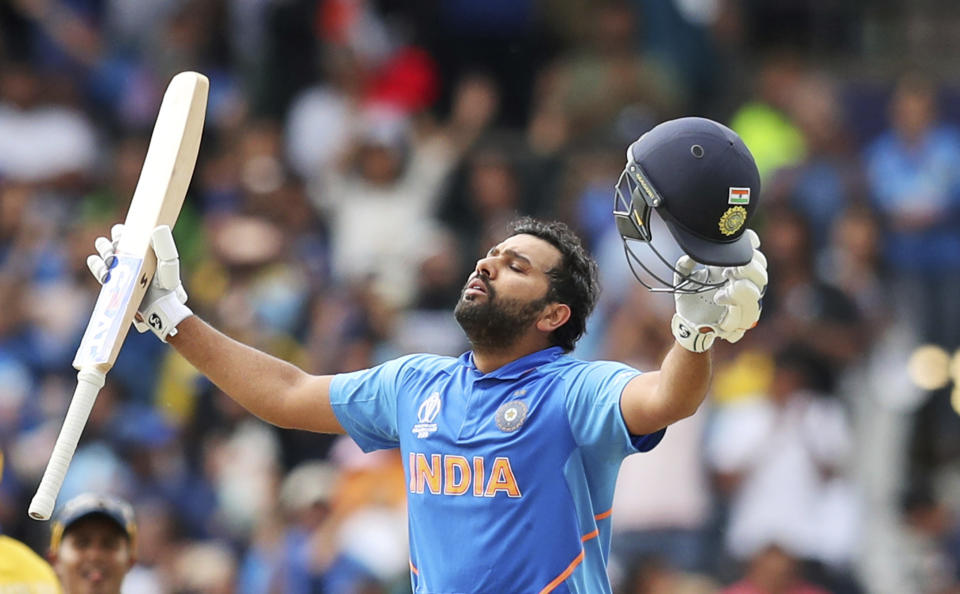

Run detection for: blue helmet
[[614, 117, 761, 292]]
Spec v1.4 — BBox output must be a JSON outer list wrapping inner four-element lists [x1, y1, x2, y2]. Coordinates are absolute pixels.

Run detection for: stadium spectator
[[720, 545, 830, 594], [618, 553, 718, 594], [535, 1, 682, 141], [611, 405, 712, 573], [169, 541, 237, 594], [312, 74, 494, 308], [707, 345, 859, 588], [817, 205, 888, 331], [895, 483, 960, 594], [438, 131, 527, 263], [728, 53, 807, 180], [767, 72, 866, 249], [48, 493, 136, 594], [864, 72, 960, 351], [0, 64, 97, 185], [756, 206, 866, 370]]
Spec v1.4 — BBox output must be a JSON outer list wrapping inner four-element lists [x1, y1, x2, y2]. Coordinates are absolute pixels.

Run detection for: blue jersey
[[330, 346, 665, 594]]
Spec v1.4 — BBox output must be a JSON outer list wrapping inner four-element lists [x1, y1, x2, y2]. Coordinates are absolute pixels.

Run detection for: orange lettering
[[408, 453, 416, 492], [473, 456, 485, 496], [444, 455, 471, 495], [416, 453, 442, 494], [484, 456, 521, 497]]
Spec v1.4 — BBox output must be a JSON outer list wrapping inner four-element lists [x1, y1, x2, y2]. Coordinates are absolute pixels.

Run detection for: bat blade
[[30, 72, 209, 521], [74, 71, 208, 370]]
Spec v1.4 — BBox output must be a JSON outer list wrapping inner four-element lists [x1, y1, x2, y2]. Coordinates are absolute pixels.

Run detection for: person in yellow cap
[[0, 450, 61, 593], [48, 493, 136, 594]]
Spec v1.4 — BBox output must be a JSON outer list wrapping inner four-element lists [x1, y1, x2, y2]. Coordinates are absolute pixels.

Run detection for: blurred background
[[1, 0, 960, 592]]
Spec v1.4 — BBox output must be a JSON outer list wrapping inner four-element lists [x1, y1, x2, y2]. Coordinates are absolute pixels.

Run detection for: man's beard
[[454, 279, 550, 351]]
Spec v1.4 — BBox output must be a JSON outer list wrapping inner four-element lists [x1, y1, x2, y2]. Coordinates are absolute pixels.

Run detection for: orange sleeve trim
[[581, 529, 599, 542], [594, 508, 613, 521], [409, 560, 419, 576], [538, 550, 584, 594]]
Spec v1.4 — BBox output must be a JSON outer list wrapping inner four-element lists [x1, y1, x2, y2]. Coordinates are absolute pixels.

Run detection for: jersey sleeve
[[329, 355, 420, 452], [564, 361, 666, 463]]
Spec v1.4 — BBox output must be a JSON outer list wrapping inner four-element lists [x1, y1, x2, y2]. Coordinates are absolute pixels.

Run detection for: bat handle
[[28, 367, 106, 521]]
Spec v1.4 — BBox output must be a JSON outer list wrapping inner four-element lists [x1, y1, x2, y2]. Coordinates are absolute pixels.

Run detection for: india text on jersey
[[408, 453, 521, 498]]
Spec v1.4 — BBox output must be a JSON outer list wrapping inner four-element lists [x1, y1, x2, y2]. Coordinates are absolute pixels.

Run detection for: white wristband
[[141, 292, 193, 342], [671, 313, 717, 353]]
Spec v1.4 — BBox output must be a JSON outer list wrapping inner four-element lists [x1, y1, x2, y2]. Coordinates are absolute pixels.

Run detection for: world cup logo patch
[[413, 392, 441, 438], [495, 401, 528, 433]]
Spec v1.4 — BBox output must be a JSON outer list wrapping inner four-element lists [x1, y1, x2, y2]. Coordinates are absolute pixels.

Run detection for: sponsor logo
[[412, 392, 441, 438], [495, 400, 528, 432], [408, 453, 521, 498], [75, 256, 143, 366], [728, 187, 751, 205], [148, 313, 163, 330]]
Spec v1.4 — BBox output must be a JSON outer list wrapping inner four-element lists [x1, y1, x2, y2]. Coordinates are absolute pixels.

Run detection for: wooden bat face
[[72, 72, 208, 371]]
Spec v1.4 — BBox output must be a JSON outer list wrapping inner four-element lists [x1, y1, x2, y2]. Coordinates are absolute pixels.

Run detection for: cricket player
[[48, 494, 137, 594], [88, 117, 766, 593]]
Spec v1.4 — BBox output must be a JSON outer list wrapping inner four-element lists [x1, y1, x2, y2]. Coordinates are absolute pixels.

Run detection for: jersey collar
[[459, 346, 566, 380]]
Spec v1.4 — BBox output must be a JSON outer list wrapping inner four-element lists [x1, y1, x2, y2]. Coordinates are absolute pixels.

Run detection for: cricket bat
[[28, 72, 209, 520]]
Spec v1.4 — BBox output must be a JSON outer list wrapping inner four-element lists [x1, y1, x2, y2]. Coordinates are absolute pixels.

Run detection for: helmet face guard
[[614, 158, 724, 294]]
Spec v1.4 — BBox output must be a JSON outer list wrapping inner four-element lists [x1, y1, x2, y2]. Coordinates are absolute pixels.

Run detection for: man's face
[[52, 516, 133, 594], [455, 234, 562, 350]]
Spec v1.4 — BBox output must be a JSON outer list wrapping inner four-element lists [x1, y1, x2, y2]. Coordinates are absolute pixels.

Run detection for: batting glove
[[671, 229, 767, 353], [87, 224, 192, 342]]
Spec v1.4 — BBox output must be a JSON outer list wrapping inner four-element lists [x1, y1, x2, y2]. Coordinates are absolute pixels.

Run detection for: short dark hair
[[509, 217, 600, 351]]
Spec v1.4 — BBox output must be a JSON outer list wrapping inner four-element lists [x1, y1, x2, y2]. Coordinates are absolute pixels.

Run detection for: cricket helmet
[[614, 117, 761, 292]]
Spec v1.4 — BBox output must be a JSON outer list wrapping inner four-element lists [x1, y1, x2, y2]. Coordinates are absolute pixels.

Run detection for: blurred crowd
[[2, 1, 960, 593]]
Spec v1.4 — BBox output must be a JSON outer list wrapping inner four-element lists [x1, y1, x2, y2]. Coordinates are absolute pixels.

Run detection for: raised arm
[[619, 345, 711, 435], [619, 231, 767, 435], [169, 316, 343, 433], [87, 225, 344, 434]]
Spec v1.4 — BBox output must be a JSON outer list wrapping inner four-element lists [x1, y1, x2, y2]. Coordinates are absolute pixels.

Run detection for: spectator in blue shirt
[[864, 73, 960, 348]]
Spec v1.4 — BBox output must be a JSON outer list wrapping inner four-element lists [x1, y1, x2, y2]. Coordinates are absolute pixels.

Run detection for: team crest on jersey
[[413, 392, 442, 438], [495, 400, 528, 433]]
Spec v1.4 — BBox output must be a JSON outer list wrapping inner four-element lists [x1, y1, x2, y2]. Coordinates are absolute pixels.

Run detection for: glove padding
[[86, 224, 192, 342], [671, 229, 767, 353]]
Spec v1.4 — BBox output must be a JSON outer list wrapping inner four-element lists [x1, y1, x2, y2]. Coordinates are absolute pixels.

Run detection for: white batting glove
[[671, 229, 767, 353], [86, 224, 192, 342]]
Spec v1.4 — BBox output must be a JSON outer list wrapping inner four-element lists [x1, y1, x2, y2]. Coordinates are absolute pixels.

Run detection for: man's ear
[[537, 303, 571, 333], [125, 539, 137, 569]]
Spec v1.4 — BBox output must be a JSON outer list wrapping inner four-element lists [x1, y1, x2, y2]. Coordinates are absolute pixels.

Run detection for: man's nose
[[80, 543, 111, 560], [476, 256, 495, 279]]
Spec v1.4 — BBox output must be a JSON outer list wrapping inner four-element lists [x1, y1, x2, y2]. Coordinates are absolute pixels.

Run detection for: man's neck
[[470, 336, 552, 374]]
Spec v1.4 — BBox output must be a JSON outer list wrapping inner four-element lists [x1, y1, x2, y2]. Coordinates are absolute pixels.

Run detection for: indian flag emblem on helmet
[[728, 187, 750, 205], [719, 206, 747, 236], [495, 401, 528, 433]]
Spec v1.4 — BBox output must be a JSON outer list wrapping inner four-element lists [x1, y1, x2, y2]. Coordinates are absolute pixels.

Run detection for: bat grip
[[28, 368, 106, 521]]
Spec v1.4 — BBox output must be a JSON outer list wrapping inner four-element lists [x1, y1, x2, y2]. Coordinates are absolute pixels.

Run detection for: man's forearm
[[167, 316, 340, 432], [620, 341, 712, 434], [656, 342, 712, 420]]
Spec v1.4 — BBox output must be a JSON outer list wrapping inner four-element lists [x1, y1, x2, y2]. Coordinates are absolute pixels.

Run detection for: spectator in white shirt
[[707, 345, 859, 571]]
